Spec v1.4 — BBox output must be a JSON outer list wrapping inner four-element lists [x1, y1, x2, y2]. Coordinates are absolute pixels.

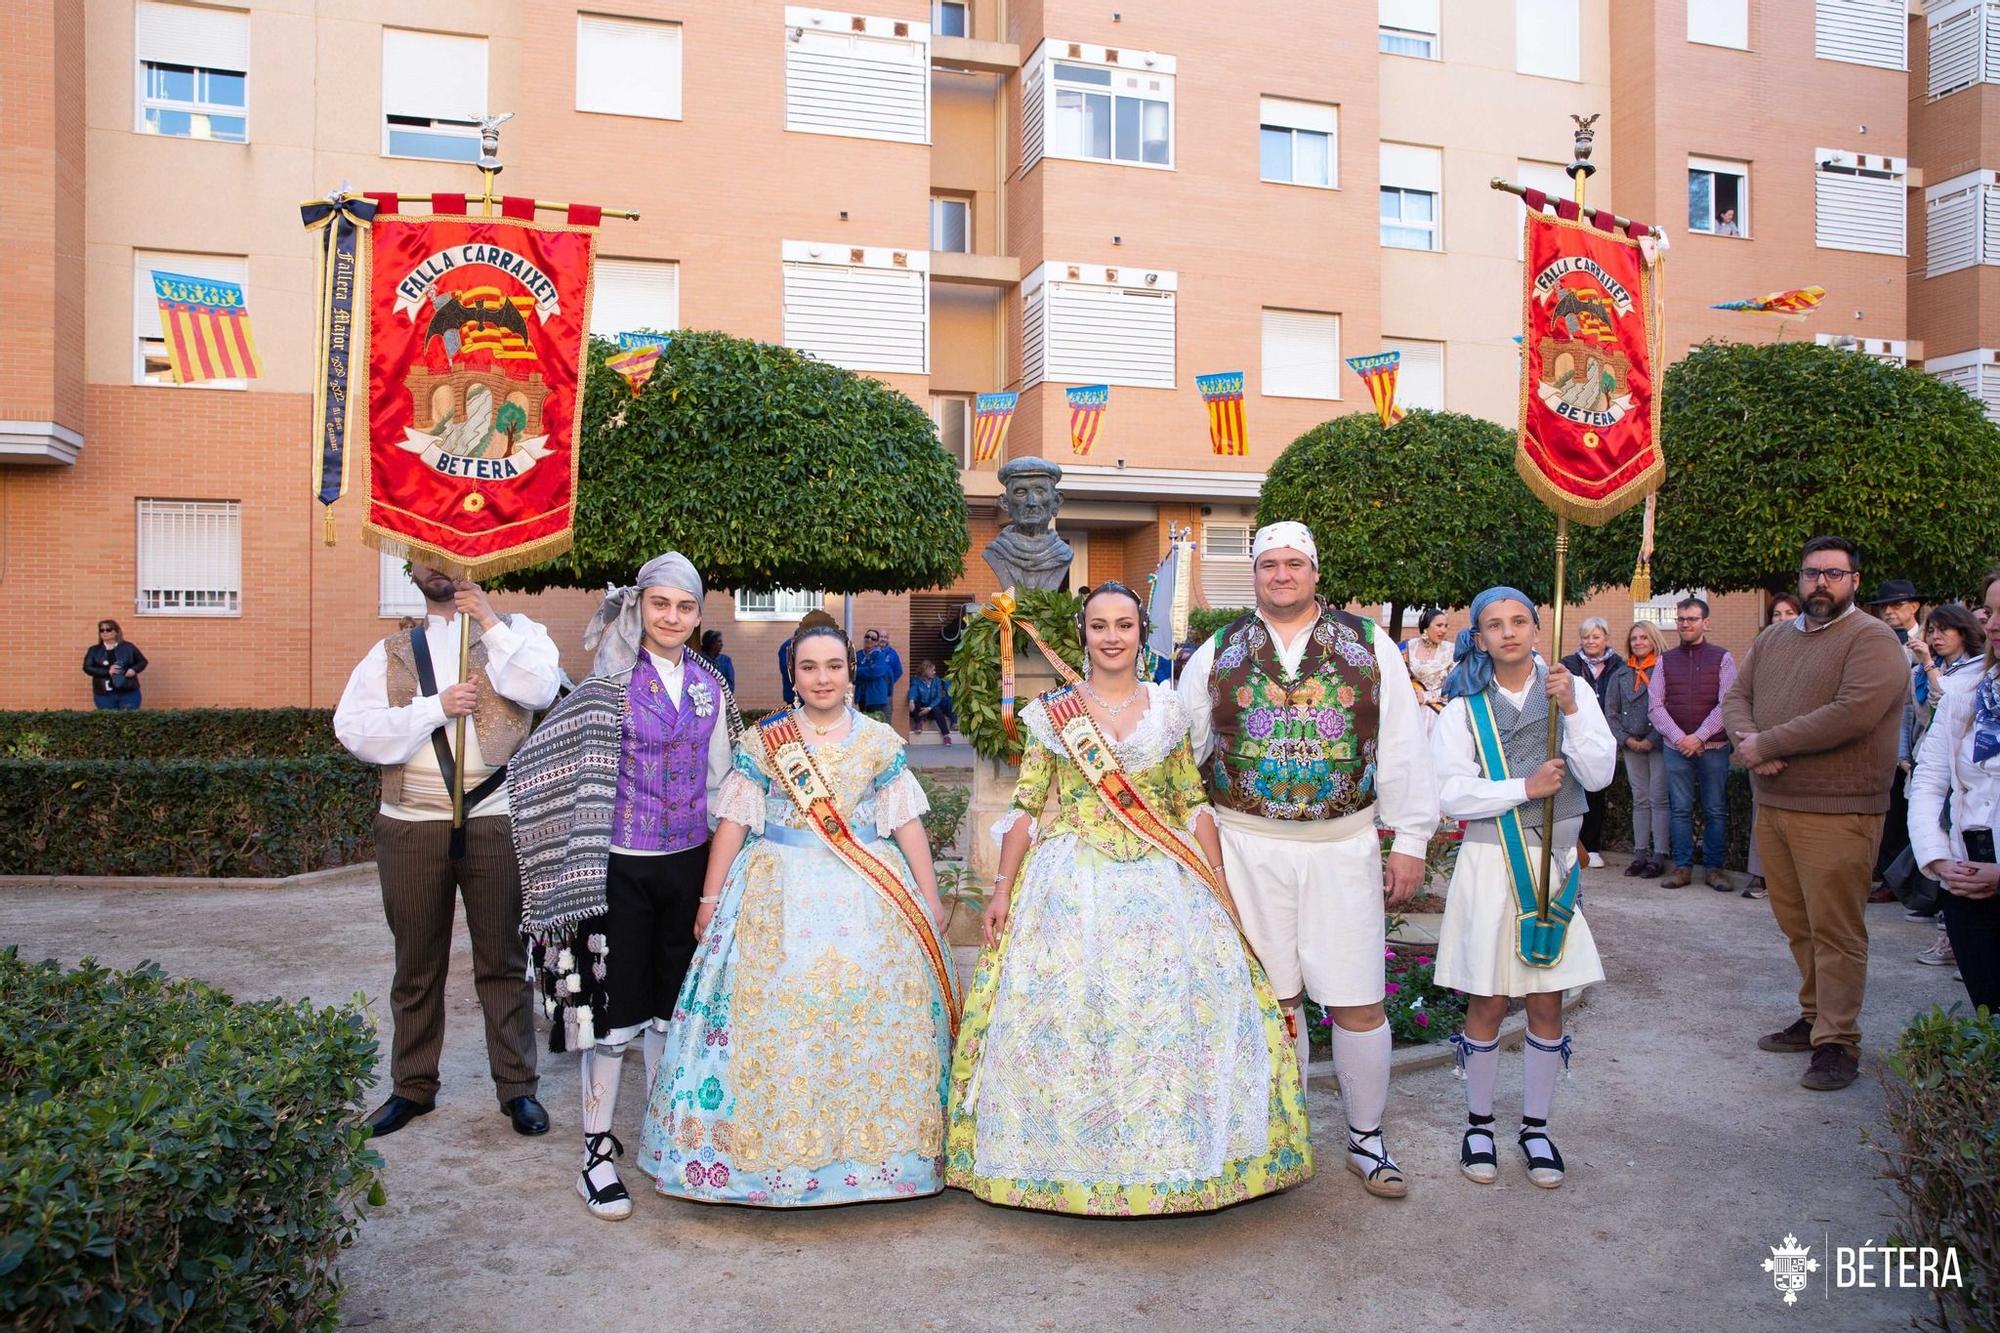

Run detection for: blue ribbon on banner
[[300, 193, 379, 509]]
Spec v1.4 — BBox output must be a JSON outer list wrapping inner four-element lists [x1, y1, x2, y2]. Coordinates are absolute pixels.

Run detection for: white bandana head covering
[[583, 552, 704, 679], [1251, 521, 1318, 568]]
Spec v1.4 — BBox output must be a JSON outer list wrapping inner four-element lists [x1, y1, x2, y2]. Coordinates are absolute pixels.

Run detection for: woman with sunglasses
[[83, 620, 147, 710]]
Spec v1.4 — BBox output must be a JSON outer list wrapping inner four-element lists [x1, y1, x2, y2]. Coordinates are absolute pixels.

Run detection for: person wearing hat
[[1867, 577, 1926, 893], [509, 552, 742, 1220], [1177, 520, 1439, 1200]]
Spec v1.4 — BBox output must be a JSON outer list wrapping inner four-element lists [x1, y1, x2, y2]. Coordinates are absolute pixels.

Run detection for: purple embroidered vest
[[612, 653, 722, 854]]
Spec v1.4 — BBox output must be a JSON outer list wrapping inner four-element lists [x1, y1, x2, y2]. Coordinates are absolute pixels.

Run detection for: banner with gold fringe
[[1066, 384, 1109, 455], [1195, 372, 1248, 456], [1345, 352, 1405, 428], [972, 391, 1017, 462]]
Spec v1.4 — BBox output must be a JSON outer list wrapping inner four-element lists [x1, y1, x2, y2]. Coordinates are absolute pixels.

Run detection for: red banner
[[1517, 208, 1663, 525], [362, 207, 597, 575]]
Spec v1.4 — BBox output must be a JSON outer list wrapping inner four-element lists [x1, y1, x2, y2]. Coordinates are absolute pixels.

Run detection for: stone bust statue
[[981, 457, 1074, 592]]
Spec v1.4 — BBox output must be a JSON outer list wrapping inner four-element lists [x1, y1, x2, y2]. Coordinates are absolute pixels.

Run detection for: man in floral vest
[[510, 552, 740, 1221], [1178, 522, 1439, 1200]]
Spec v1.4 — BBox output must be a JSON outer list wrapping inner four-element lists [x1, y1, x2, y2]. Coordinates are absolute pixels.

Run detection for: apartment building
[[0, 0, 1937, 712]]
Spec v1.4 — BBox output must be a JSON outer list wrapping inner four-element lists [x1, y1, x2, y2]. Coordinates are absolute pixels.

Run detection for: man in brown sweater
[[1722, 535, 1910, 1091]]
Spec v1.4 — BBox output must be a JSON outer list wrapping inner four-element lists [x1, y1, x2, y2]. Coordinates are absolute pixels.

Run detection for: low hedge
[[0, 709, 342, 760], [0, 757, 377, 878], [0, 950, 383, 1331], [1881, 1006, 1998, 1332], [1596, 757, 1755, 871]]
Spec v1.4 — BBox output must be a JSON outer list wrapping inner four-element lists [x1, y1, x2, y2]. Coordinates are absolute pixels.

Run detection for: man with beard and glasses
[[1723, 536, 1909, 1092], [334, 562, 563, 1138]]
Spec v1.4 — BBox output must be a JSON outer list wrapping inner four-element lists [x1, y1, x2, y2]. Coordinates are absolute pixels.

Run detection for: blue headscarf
[[1442, 586, 1538, 700]]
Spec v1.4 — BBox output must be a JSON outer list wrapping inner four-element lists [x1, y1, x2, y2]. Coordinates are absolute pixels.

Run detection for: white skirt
[[1433, 839, 1605, 998]]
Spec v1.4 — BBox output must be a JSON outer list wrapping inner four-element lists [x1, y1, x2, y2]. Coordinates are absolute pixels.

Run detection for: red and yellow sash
[[1039, 687, 1243, 932], [979, 588, 1084, 743], [755, 711, 961, 1036]]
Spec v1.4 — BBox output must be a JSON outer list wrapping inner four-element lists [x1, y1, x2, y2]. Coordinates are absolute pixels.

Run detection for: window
[[382, 29, 486, 161], [1815, 149, 1906, 255], [1200, 521, 1255, 606], [784, 9, 929, 145], [1259, 97, 1337, 189], [135, 4, 249, 142], [1020, 262, 1177, 390], [1813, 333, 1907, 366], [1925, 170, 2000, 277], [590, 258, 681, 339], [931, 394, 973, 465], [1380, 143, 1442, 250], [1928, 0, 2000, 98], [1688, 157, 1750, 236], [1021, 44, 1176, 171], [137, 499, 241, 615], [782, 242, 928, 374], [1516, 158, 1571, 258], [1261, 308, 1340, 400], [735, 589, 822, 620], [1688, 0, 1749, 48], [930, 196, 971, 252], [379, 553, 428, 618], [1383, 338, 1443, 410], [1516, 0, 1581, 81], [1928, 349, 2000, 423], [933, 0, 967, 38], [576, 14, 681, 120], [1633, 589, 1707, 630], [133, 250, 249, 389], [1815, 0, 1906, 70], [1379, 0, 1439, 57]]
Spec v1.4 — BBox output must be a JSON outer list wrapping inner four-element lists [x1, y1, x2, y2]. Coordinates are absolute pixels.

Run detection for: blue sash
[[1464, 690, 1578, 969]]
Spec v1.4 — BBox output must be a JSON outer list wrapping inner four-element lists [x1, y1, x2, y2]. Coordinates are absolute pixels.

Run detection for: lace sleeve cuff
[[990, 808, 1038, 847], [1183, 802, 1216, 835], [872, 769, 931, 837], [711, 769, 766, 835]]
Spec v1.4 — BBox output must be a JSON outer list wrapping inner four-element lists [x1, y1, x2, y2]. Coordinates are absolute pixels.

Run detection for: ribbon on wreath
[[978, 587, 1083, 742], [299, 191, 380, 544]]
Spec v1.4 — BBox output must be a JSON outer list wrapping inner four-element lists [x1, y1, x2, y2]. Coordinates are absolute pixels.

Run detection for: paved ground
[[0, 859, 1954, 1332]]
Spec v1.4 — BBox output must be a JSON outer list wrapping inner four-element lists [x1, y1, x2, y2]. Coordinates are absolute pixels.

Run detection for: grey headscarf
[[583, 552, 704, 679]]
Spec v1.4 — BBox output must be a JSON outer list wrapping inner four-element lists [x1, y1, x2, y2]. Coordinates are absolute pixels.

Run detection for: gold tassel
[[1630, 558, 1652, 603], [324, 509, 337, 546]]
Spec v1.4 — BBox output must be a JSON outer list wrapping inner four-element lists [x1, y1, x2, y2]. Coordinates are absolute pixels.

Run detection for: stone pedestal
[[966, 657, 1064, 885]]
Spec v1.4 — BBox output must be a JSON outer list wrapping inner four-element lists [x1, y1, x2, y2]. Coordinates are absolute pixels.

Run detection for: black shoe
[[1801, 1045, 1860, 1091], [364, 1094, 434, 1138], [503, 1095, 550, 1136], [1757, 1017, 1814, 1053]]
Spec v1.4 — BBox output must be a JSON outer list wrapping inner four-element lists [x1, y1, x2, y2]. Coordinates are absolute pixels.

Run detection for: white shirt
[[1430, 673, 1618, 822], [612, 647, 738, 856], [1177, 612, 1441, 856], [333, 612, 563, 821]]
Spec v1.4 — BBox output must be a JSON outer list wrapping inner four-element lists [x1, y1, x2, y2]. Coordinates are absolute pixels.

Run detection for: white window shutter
[[1926, 173, 1985, 276], [576, 15, 682, 120], [591, 258, 680, 339], [1259, 97, 1336, 134], [1199, 522, 1255, 608], [1687, 0, 1748, 48], [1381, 142, 1442, 192], [382, 29, 487, 121], [782, 248, 928, 374], [1928, 0, 1983, 96], [1516, 0, 1581, 80], [1261, 308, 1340, 399], [1042, 283, 1176, 389], [1379, 0, 1439, 35], [784, 10, 929, 144], [1020, 275, 1047, 389], [136, 499, 242, 615], [1516, 159, 1571, 257], [137, 2, 249, 70], [1815, 150, 1906, 255], [1383, 338, 1443, 410], [1814, 0, 1906, 70], [1021, 45, 1047, 171]]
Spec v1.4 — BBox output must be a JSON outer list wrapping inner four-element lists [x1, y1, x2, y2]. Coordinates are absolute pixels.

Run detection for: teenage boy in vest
[[1648, 596, 1737, 889], [1724, 536, 1909, 1091], [334, 563, 562, 1138], [1178, 521, 1440, 1200]]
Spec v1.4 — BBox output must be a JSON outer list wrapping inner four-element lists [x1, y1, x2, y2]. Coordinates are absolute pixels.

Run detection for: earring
[[845, 684, 856, 707], [792, 691, 803, 711]]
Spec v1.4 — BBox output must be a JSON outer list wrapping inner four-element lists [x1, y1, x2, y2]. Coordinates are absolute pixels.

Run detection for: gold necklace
[[802, 706, 848, 737]]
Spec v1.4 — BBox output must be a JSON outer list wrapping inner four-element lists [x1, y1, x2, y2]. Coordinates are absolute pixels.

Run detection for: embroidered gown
[[945, 684, 1314, 1215], [637, 711, 952, 1207]]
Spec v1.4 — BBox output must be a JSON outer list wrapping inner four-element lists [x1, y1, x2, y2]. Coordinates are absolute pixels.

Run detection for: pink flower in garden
[[1416, 955, 1433, 966], [1384, 982, 1401, 996], [1415, 1011, 1430, 1027], [1384, 947, 1396, 960], [1320, 1015, 1332, 1027]]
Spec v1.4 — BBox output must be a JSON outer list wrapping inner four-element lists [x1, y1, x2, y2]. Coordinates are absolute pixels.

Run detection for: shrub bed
[[0, 950, 383, 1331], [1596, 759, 1755, 870], [0, 708, 343, 760]]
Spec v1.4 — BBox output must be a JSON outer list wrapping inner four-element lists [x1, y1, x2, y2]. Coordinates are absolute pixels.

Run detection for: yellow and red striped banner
[[607, 333, 670, 394], [1345, 351, 1405, 428], [151, 271, 263, 384], [1066, 384, 1109, 455], [972, 391, 1017, 462], [1195, 371, 1248, 456]]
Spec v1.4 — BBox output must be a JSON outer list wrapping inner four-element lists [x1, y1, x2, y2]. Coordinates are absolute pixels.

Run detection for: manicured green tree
[[1255, 408, 1639, 636], [498, 330, 969, 593], [1647, 340, 2000, 598]]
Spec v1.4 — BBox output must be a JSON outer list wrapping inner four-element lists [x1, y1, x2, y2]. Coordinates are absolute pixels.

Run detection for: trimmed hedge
[[0, 757, 376, 878], [1596, 757, 1755, 871], [0, 950, 383, 1331], [0, 709, 343, 760]]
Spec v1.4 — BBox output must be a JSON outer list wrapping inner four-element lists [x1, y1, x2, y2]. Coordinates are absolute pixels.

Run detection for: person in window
[[700, 630, 736, 695], [1714, 207, 1741, 237], [83, 620, 147, 710], [908, 660, 956, 744]]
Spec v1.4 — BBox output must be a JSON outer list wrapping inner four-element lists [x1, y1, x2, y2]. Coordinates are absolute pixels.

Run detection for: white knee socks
[[580, 1047, 624, 1189], [1451, 1033, 1500, 1120], [642, 1024, 668, 1095], [1330, 1019, 1392, 1134], [1289, 1005, 1312, 1085], [1523, 1032, 1571, 1123]]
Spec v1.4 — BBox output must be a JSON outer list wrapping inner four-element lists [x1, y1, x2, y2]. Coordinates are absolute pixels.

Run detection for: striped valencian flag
[[151, 271, 263, 384], [1345, 351, 1406, 428], [1066, 384, 1109, 455], [971, 391, 1018, 462], [1194, 372, 1248, 456]]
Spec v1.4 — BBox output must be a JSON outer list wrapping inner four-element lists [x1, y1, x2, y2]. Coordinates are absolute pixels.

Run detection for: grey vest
[[1476, 668, 1588, 837]]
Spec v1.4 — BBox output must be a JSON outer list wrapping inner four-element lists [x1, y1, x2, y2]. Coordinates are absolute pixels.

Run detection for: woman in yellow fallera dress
[[945, 582, 1314, 1215]]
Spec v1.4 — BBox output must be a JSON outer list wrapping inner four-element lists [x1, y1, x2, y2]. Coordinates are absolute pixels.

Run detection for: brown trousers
[[374, 814, 538, 1105], [1755, 805, 1884, 1052]]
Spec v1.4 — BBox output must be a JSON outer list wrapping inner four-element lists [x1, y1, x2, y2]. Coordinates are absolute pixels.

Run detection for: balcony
[[928, 251, 1021, 287], [930, 34, 1021, 73]]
